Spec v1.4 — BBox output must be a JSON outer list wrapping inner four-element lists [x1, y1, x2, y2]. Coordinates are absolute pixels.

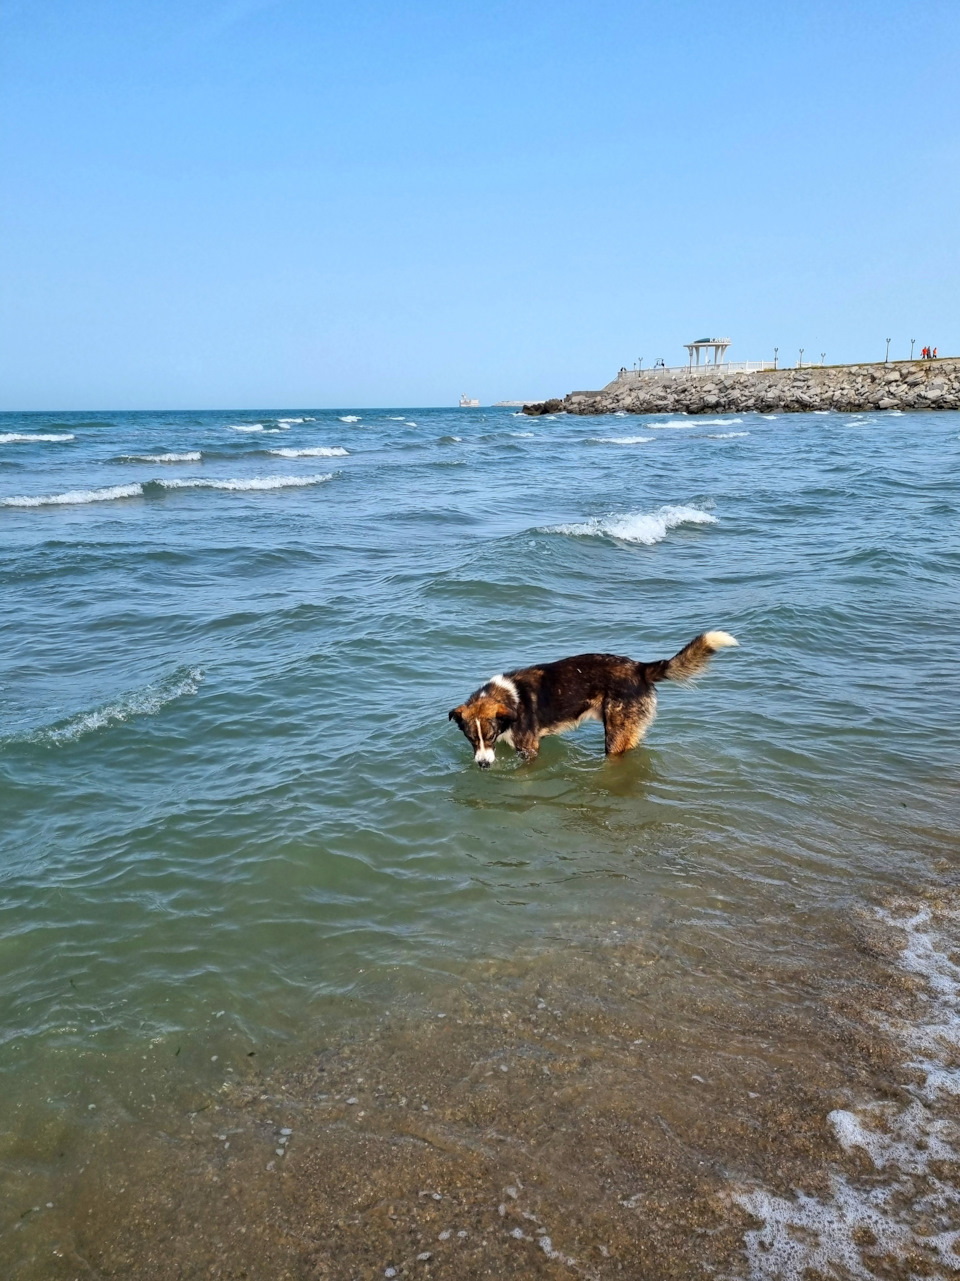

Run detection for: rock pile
[[523, 358, 960, 416]]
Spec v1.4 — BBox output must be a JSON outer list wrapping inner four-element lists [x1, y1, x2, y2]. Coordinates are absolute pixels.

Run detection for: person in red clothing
[[933, 347, 938, 358]]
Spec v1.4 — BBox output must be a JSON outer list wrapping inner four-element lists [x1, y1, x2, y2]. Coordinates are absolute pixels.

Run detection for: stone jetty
[[523, 357, 960, 416]]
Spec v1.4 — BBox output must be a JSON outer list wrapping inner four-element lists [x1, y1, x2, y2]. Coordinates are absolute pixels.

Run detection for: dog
[[449, 631, 738, 767]]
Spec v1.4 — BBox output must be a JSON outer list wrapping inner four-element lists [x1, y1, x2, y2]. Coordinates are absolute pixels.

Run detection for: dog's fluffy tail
[[647, 631, 739, 683]]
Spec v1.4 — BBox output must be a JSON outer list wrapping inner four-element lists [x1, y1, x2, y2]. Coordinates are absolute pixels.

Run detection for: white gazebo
[[684, 337, 731, 368]]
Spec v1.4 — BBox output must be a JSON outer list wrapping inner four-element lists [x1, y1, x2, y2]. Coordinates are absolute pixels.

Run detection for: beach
[[2, 406, 959, 1277]]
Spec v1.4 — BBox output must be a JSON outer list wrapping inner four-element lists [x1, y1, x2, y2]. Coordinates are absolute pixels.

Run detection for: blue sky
[[1, 0, 957, 409]]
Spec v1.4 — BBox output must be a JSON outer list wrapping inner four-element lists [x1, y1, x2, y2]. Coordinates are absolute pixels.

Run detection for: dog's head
[[448, 693, 516, 768]]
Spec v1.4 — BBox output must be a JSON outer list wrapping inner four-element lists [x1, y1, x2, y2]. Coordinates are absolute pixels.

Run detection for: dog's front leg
[[512, 730, 539, 762]]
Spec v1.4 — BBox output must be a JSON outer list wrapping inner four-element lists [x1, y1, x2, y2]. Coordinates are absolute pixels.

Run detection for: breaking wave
[[228, 424, 265, 432], [652, 418, 743, 430], [15, 667, 204, 747], [339, 416, 361, 423], [589, 435, 654, 445], [154, 474, 333, 492], [540, 504, 717, 545], [2, 475, 333, 507], [268, 446, 348, 458], [121, 452, 201, 463], [0, 432, 75, 443], [734, 900, 960, 1279], [2, 483, 144, 508], [708, 431, 750, 439], [276, 417, 315, 424]]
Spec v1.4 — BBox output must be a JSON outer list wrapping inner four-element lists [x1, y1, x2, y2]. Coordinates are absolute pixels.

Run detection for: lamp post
[[821, 352, 826, 366], [773, 347, 778, 370], [885, 338, 891, 363], [910, 338, 916, 360], [638, 357, 643, 371], [799, 348, 804, 369]]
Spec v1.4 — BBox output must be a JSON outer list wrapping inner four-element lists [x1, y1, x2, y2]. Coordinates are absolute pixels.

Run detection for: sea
[[1, 405, 959, 1279]]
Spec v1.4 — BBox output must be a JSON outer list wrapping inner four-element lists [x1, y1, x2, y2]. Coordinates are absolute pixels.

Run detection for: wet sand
[[7, 884, 960, 1280]]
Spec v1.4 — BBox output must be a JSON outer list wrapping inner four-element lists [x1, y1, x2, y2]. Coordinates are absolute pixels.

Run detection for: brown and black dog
[[449, 631, 738, 767]]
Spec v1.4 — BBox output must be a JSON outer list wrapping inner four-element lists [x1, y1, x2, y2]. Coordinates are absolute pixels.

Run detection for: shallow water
[[1, 406, 959, 1276]]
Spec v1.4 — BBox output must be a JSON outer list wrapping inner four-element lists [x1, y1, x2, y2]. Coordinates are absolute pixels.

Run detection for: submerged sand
[[6, 884, 960, 1280]]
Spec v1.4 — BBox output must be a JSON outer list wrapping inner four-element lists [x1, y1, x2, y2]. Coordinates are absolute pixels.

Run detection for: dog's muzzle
[[474, 748, 495, 769]]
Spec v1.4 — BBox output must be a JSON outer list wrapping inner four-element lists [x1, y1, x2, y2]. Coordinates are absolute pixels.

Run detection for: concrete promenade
[[523, 357, 960, 416]]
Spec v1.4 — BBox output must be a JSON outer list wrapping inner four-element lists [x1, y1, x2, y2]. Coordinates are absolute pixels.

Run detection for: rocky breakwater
[[523, 357, 960, 416]]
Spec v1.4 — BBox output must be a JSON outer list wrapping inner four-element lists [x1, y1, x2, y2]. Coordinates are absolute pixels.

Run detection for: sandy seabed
[[5, 886, 960, 1281]]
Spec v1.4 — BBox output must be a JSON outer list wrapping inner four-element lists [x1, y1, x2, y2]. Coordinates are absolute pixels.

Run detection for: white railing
[[611, 361, 777, 384]]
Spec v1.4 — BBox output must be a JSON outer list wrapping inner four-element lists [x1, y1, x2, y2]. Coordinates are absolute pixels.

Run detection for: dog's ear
[[449, 705, 466, 724], [494, 703, 517, 726]]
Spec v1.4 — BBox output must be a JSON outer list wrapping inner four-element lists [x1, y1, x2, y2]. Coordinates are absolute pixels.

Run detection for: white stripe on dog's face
[[474, 718, 495, 767]]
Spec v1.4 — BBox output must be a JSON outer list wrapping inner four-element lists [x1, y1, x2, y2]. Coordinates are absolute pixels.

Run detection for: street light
[[885, 338, 891, 363], [638, 357, 643, 371], [821, 352, 826, 366], [773, 347, 778, 370], [799, 348, 804, 368], [910, 338, 916, 359]]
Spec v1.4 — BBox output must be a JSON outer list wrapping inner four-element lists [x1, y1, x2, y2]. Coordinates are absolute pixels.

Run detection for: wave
[[268, 447, 348, 458], [540, 504, 717, 545], [735, 900, 960, 1278], [17, 667, 204, 747], [228, 423, 265, 432], [2, 474, 333, 507], [339, 415, 361, 423], [510, 432, 534, 438], [276, 417, 315, 424], [154, 473, 333, 492], [707, 431, 750, 439], [652, 417, 743, 430], [121, 452, 201, 463], [0, 432, 75, 443], [2, 483, 144, 507], [589, 435, 654, 445]]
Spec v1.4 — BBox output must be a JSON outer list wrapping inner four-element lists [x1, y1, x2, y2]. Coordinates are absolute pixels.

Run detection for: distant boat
[[459, 395, 480, 408]]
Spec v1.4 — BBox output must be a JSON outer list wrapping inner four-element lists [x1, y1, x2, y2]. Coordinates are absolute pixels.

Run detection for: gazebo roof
[[688, 337, 731, 346]]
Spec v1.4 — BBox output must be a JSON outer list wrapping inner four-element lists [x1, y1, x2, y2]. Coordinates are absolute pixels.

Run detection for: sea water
[[1, 407, 959, 1276]]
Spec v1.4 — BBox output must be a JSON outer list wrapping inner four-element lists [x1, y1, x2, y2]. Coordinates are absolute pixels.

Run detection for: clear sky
[[1, 0, 957, 409]]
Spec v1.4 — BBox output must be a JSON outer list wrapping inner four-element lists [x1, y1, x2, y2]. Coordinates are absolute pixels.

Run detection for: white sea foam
[[276, 417, 315, 424], [25, 667, 204, 746], [2, 483, 144, 508], [707, 431, 750, 439], [542, 504, 716, 545], [3, 473, 333, 507], [267, 447, 348, 458], [652, 417, 743, 430], [510, 431, 534, 438], [589, 435, 654, 445], [339, 415, 361, 423], [157, 473, 333, 492], [734, 901, 960, 1279], [228, 423, 265, 432], [121, 452, 201, 463], [0, 432, 75, 443]]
